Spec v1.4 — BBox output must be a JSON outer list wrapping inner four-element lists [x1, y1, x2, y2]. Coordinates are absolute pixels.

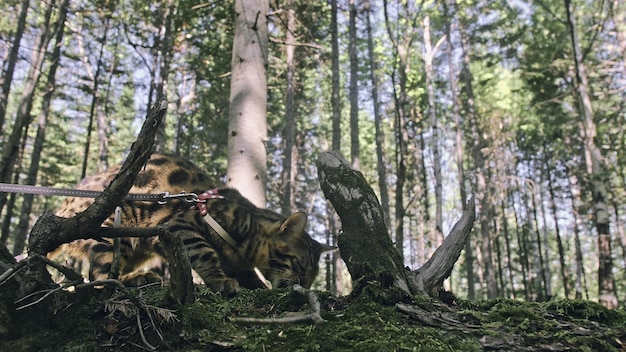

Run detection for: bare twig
[[136, 312, 156, 351], [232, 284, 327, 325], [0, 260, 27, 285]]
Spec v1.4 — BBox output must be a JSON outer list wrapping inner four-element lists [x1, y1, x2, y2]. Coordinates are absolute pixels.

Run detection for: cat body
[[50, 153, 328, 294]]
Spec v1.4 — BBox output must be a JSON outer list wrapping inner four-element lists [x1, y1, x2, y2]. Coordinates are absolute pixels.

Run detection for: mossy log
[[317, 150, 475, 300]]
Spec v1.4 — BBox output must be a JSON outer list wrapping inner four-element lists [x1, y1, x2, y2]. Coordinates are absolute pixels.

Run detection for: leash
[[0, 182, 172, 203], [0, 182, 239, 250]]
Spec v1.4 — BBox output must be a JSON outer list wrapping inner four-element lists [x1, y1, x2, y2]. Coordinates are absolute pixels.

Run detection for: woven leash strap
[[0, 182, 166, 202]]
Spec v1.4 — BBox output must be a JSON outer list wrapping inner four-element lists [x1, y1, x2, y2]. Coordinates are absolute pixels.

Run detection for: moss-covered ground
[[2, 284, 625, 351]]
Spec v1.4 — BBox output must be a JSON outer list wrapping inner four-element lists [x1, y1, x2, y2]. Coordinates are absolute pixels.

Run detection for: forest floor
[[2, 283, 625, 352]]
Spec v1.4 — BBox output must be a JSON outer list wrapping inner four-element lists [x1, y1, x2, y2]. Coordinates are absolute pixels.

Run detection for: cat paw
[[119, 271, 163, 286], [207, 278, 240, 296]]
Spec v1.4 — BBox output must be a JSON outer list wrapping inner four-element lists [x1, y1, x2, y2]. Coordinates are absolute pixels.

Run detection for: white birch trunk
[[227, 0, 269, 207]]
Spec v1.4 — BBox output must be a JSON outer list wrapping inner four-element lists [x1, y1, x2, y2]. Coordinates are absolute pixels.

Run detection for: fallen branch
[[231, 284, 327, 325]]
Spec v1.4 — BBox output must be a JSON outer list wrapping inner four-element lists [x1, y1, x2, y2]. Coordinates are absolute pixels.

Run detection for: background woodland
[[0, 0, 625, 310]]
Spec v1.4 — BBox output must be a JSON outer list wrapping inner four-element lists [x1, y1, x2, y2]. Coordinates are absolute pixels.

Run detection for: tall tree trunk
[[330, 0, 341, 151], [383, 0, 413, 260], [539, 178, 553, 300], [327, 0, 342, 294], [564, 0, 617, 308], [97, 35, 120, 173], [0, 0, 30, 133], [443, 0, 474, 299], [154, 0, 176, 152], [545, 152, 570, 298], [281, 0, 297, 216], [12, 0, 70, 255], [365, 0, 390, 232], [459, 19, 497, 298], [567, 171, 589, 300], [227, 0, 269, 208], [512, 189, 531, 300], [423, 15, 444, 244], [0, 0, 56, 215], [348, 0, 360, 170], [79, 16, 111, 179], [500, 199, 515, 298]]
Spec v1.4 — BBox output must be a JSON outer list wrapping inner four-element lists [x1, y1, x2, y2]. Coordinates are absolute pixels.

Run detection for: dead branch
[[29, 99, 168, 256], [231, 284, 327, 325], [158, 226, 194, 305], [413, 197, 476, 298], [21, 99, 167, 295]]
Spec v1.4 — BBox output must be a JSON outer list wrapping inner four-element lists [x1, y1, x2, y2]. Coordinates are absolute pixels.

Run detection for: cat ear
[[279, 211, 308, 236]]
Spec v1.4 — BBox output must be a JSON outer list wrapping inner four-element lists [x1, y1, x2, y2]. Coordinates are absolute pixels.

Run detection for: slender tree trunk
[[281, 0, 297, 216], [539, 179, 553, 300], [80, 16, 111, 179], [545, 152, 570, 298], [512, 189, 531, 300], [97, 34, 120, 173], [443, 0, 474, 299], [0, 0, 30, 132], [154, 0, 176, 152], [12, 0, 70, 256], [459, 21, 497, 298], [330, 0, 341, 151], [500, 199, 515, 298], [564, 0, 617, 308], [383, 0, 412, 260], [327, 0, 342, 294], [0, 0, 56, 215], [423, 15, 444, 243], [365, 0, 390, 232], [348, 0, 360, 170], [493, 217, 504, 297], [567, 168, 589, 300], [227, 0, 269, 208]]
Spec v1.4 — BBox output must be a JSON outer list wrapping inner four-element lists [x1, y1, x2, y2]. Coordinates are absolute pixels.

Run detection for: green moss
[[4, 284, 626, 351]]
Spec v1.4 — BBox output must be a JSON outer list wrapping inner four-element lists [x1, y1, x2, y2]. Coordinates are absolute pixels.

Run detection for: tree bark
[[227, 0, 269, 208]]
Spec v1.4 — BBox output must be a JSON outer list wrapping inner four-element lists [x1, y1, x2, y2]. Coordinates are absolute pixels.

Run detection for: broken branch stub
[[413, 198, 476, 299]]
